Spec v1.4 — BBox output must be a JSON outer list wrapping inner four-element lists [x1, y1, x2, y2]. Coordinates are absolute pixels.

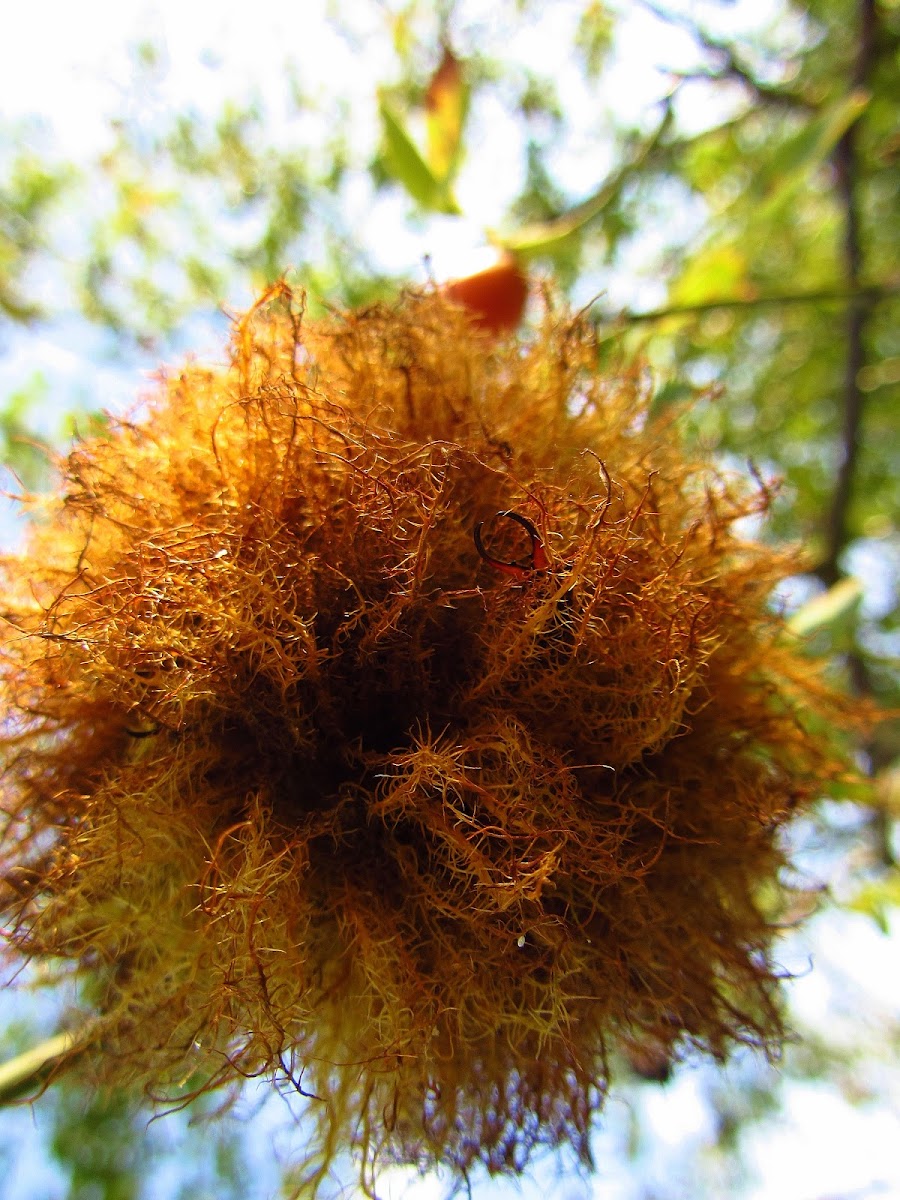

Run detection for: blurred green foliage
[[0, 0, 897, 1196], [0, 139, 73, 323]]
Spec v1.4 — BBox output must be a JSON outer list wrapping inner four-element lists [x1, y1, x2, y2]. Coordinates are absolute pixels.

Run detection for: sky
[[1, 2, 898, 1198]]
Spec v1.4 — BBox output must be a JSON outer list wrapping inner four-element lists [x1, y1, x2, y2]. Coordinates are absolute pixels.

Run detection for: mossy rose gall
[[0, 283, 850, 1192]]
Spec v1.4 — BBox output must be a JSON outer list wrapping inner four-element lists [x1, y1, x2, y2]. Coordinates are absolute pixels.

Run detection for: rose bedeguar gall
[[0, 282, 854, 1190]]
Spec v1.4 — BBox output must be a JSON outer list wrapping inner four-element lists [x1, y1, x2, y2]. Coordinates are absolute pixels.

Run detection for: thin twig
[[595, 283, 895, 327], [635, 0, 815, 110]]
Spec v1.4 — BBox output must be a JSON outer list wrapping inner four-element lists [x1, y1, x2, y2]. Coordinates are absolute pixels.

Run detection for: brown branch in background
[[622, 0, 884, 600], [632, 2, 892, 866], [595, 283, 896, 327], [818, 0, 879, 588], [821, 0, 894, 869], [636, 0, 815, 110], [665, 65, 813, 111]]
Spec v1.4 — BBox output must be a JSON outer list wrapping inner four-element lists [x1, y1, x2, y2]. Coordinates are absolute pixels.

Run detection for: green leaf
[[754, 90, 870, 217], [848, 873, 900, 934], [0, 1032, 75, 1104], [787, 576, 863, 636], [670, 244, 753, 307], [378, 97, 460, 215], [495, 107, 672, 257]]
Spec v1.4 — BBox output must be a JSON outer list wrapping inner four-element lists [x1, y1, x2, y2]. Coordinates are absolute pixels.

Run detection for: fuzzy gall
[[0, 284, 849, 1191]]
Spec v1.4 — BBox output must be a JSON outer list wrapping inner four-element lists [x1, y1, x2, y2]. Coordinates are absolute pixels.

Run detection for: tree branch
[[636, 0, 815, 110], [595, 283, 896, 327], [817, 0, 894, 870], [818, 0, 879, 587]]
